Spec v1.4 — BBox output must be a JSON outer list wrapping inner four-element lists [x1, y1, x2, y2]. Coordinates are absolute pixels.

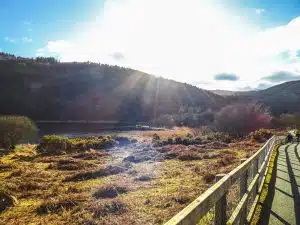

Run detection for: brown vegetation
[[37, 135, 117, 154], [37, 198, 80, 215], [0, 188, 17, 213], [0, 129, 267, 225], [93, 185, 129, 199], [249, 128, 273, 143], [64, 164, 129, 182]]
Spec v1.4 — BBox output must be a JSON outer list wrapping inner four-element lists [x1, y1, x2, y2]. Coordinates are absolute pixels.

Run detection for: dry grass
[[93, 185, 129, 199], [37, 197, 80, 215], [64, 164, 130, 182], [47, 158, 97, 171], [89, 200, 128, 217], [0, 133, 263, 225], [128, 127, 192, 141], [0, 188, 17, 213]]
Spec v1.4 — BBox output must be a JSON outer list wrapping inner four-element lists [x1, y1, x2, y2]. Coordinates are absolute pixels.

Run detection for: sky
[[1, 0, 300, 91]]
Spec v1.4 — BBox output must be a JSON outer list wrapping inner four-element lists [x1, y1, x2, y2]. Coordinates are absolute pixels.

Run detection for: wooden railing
[[165, 136, 284, 225]]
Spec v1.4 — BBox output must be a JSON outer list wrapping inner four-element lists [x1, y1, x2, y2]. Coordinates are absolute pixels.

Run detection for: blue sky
[[1, 0, 300, 90], [0, 0, 103, 56]]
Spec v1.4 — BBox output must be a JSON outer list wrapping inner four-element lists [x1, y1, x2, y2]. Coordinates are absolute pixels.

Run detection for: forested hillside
[[0, 53, 225, 122], [253, 80, 300, 115], [221, 80, 300, 116], [1, 52, 300, 122]]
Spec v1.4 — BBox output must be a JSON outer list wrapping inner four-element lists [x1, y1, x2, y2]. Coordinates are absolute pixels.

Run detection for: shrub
[[195, 137, 202, 142], [0, 116, 37, 151], [64, 165, 127, 182], [172, 195, 191, 205], [249, 129, 273, 143], [167, 138, 174, 144], [182, 137, 191, 146], [186, 133, 193, 138], [0, 188, 17, 212], [191, 126, 212, 136], [154, 136, 202, 146], [178, 152, 202, 161], [72, 151, 107, 160], [37, 135, 117, 154], [203, 173, 216, 183], [0, 164, 12, 171], [215, 103, 271, 137], [134, 175, 152, 182], [37, 135, 70, 154], [89, 200, 127, 218], [37, 199, 79, 214], [114, 136, 132, 146], [217, 155, 237, 166], [272, 113, 300, 128], [175, 137, 182, 144], [152, 133, 160, 142], [48, 159, 95, 171], [205, 132, 232, 143], [93, 185, 128, 199]]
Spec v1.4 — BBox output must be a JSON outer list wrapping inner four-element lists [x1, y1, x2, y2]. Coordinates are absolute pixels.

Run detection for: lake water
[[36, 122, 160, 138]]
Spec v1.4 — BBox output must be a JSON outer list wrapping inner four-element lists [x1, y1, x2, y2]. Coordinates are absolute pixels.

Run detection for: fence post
[[215, 174, 227, 225], [239, 159, 248, 225], [253, 159, 259, 193]]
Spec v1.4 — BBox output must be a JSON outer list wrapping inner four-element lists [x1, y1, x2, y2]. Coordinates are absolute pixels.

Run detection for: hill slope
[[254, 80, 300, 115], [0, 55, 225, 121], [223, 80, 300, 115]]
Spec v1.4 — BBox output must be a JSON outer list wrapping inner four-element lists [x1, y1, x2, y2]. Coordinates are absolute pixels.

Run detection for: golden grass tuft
[[88, 199, 128, 218], [93, 185, 129, 199]]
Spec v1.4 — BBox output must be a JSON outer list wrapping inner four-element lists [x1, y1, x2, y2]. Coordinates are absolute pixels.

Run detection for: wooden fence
[[165, 136, 284, 225]]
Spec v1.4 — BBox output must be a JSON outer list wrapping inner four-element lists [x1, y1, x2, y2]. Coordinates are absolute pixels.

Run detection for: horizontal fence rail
[[164, 136, 284, 225]]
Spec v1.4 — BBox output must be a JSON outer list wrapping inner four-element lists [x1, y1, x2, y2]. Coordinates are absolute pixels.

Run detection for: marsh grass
[[0, 132, 261, 225]]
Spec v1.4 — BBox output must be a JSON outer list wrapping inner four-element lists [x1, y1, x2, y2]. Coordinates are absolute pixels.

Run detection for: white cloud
[[4, 37, 16, 43], [22, 37, 33, 43], [47, 40, 70, 53], [23, 21, 31, 25], [4, 36, 33, 44], [35, 48, 45, 57], [255, 8, 265, 15], [36, 0, 300, 90]]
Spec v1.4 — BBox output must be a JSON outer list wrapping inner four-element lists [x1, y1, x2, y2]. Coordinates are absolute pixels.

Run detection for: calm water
[[36, 122, 157, 138]]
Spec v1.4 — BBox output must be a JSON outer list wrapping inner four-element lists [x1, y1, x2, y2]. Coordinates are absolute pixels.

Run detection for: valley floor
[[0, 128, 263, 225]]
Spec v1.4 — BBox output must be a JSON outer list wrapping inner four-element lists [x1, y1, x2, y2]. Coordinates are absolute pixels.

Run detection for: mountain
[[222, 80, 300, 116], [253, 80, 300, 115], [0, 53, 225, 122], [1, 52, 299, 122]]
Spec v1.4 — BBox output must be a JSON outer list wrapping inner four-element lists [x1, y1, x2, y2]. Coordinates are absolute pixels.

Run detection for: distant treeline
[[1, 52, 300, 124], [0, 52, 225, 122]]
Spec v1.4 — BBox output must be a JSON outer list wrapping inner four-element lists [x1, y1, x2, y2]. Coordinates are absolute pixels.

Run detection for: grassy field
[[0, 128, 264, 225]]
